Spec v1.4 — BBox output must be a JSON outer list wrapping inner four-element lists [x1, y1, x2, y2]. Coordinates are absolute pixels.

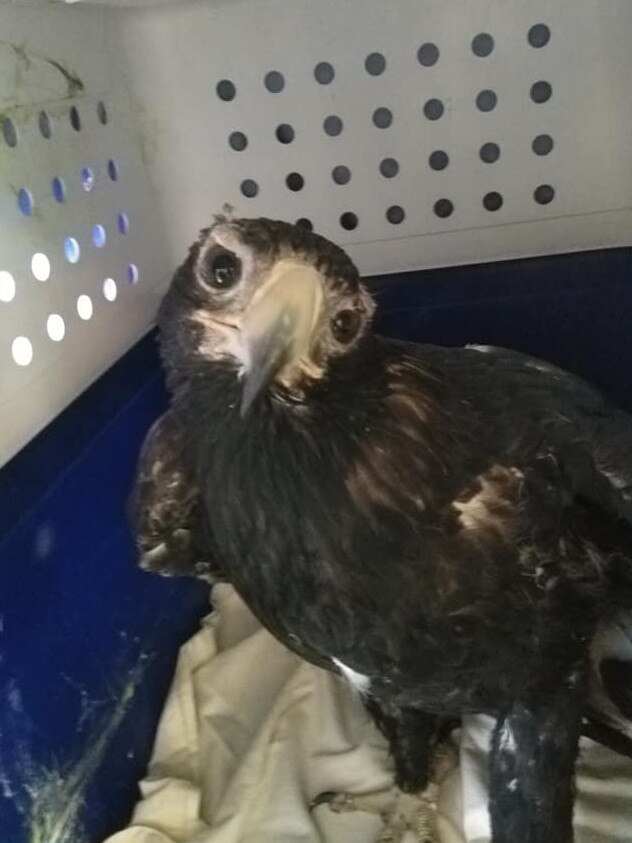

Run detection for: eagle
[[131, 216, 632, 843]]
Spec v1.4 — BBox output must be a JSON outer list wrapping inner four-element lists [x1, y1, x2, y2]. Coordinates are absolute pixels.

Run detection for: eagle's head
[[159, 216, 375, 413]]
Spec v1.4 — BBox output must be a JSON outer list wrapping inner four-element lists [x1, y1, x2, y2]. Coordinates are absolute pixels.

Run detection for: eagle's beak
[[240, 259, 323, 416]]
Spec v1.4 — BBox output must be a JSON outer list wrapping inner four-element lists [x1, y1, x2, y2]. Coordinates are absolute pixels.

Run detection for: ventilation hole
[[480, 142, 500, 163], [429, 150, 449, 171], [534, 184, 555, 205], [117, 212, 130, 234], [216, 79, 236, 101], [472, 33, 494, 57], [531, 81, 552, 104], [417, 42, 439, 67], [423, 99, 444, 121], [97, 101, 108, 125], [476, 90, 497, 112], [107, 159, 119, 181], [434, 198, 454, 218], [52, 177, 66, 203], [92, 224, 106, 248], [365, 52, 386, 76], [380, 158, 399, 178], [386, 205, 405, 225], [0, 271, 16, 303], [241, 179, 258, 198], [127, 263, 139, 284], [528, 23, 551, 48], [264, 71, 285, 93], [64, 237, 80, 264], [103, 278, 117, 302], [483, 191, 503, 211], [18, 188, 34, 216], [47, 314, 65, 342], [276, 123, 295, 144], [373, 107, 393, 129], [229, 131, 248, 151], [324, 115, 343, 136], [286, 172, 304, 191], [532, 134, 554, 156], [69, 105, 81, 131], [340, 212, 358, 231], [2, 117, 17, 148], [12, 336, 33, 366], [31, 253, 51, 281], [81, 166, 95, 192], [314, 62, 334, 85], [77, 294, 93, 320], [38, 111, 52, 139], [332, 165, 351, 185], [296, 218, 313, 231]]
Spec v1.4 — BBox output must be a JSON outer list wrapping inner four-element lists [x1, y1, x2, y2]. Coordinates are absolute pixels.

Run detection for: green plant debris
[[0, 40, 85, 104]]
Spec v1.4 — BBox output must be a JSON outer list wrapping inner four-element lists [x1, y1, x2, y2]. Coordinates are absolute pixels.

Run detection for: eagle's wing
[[129, 411, 224, 582]]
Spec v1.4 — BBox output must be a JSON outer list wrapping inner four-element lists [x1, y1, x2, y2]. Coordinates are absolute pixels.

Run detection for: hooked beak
[[239, 259, 323, 416]]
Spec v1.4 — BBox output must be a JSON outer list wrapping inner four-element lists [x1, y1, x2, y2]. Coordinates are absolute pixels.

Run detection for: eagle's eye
[[331, 309, 361, 344], [209, 252, 241, 290]]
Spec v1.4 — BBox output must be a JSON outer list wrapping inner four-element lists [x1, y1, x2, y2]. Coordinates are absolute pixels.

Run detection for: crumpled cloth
[[105, 584, 632, 843]]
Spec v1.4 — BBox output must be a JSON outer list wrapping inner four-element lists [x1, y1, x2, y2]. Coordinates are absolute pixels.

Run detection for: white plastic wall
[[1, 0, 632, 467]]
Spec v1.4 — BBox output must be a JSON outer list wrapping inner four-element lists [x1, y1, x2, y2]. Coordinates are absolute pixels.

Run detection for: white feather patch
[[333, 658, 371, 694]]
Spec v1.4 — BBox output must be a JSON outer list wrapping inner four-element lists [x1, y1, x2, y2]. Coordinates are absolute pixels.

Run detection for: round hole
[[77, 294, 93, 320], [417, 42, 439, 67], [386, 205, 405, 225], [373, 107, 393, 129], [97, 101, 108, 125], [332, 165, 351, 185], [241, 179, 258, 198], [92, 224, 106, 248], [286, 172, 304, 191], [107, 159, 119, 181], [314, 62, 334, 84], [2, 116, 17, 148], [0, 271, 16, 303], [69, 105, 81, 131], [365, 52, 386, 76], [434, 198, 454, 218], [117, 212, 130, 234], [323, 115, 343, 136], [531, 80, 552, 104], [428, 150, 449, 171], [483, 191, 503, 211], [81, 166, 95, 192], [103, 278, 117, 302], [276, 123, 295, 144], [216, 79, 236, 102], [64, 237, 80, 264], [423, 98, 444, 121], [534, 184, 555, 205], [480, 142, 501, 163], [264, 71, 285, 93], [476, 90, 497, 112], [31, 253, 51, 281], [127, 264, 139, 284], [296, 218, 313, 231], [528, 23, 551, 48], [472, 33, 494, 57], [380, 157, 399, 178], [12, 336, 33, 367], [52, 176, 67, 203], [18, 188, 34, 216], [46, 314, 65, 342], [340, 212, 358, 231], [532, 134, 554, 156], [38, 111, 52, 139], [228, 131, 248, 151]]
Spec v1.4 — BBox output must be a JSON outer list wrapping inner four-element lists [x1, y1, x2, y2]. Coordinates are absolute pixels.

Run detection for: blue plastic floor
[[1, 247, 631, 842]]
